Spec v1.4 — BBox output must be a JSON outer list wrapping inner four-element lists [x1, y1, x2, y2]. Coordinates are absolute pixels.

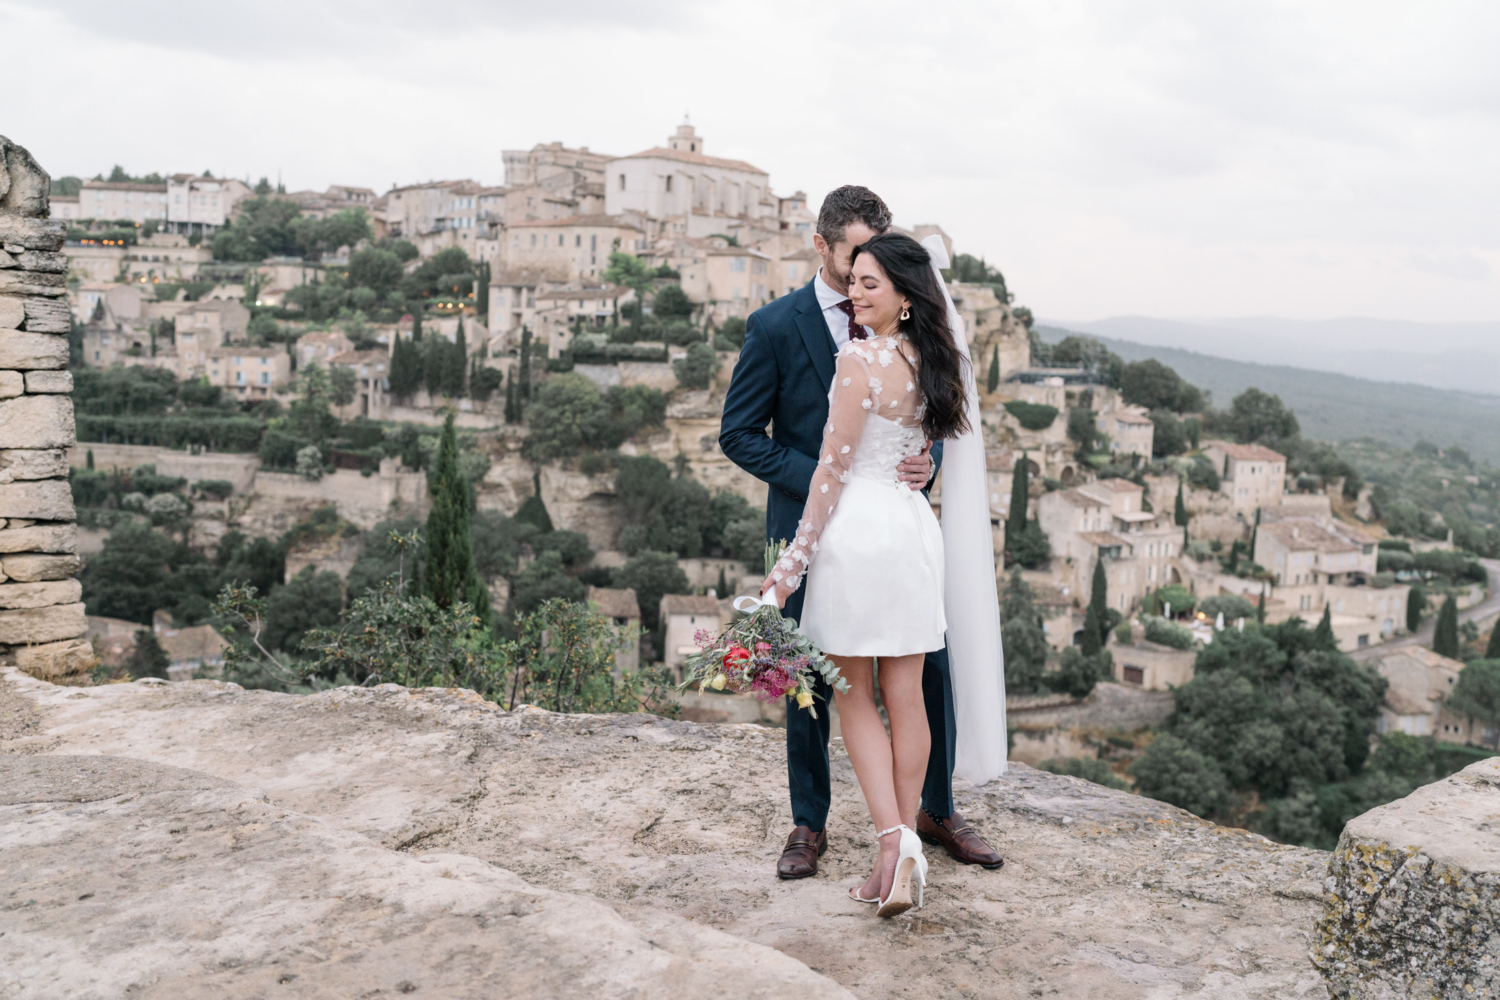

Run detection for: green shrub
[[1197, 594, 1256, 622], [193, 479, 234, 501], [1038, 756, 1129, 791], [1144, 616, 1194, 649], [1003, 400, 1059, 431]]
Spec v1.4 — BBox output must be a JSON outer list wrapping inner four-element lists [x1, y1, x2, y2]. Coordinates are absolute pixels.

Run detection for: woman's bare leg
[[832, 652, 931, 901]]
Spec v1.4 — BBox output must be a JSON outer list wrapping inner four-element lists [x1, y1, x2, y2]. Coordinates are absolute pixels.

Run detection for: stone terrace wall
[[0, 137, 89, 683]]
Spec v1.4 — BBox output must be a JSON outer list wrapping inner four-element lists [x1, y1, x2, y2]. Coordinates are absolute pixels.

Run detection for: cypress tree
[[716, 565, 728, 599], [1256, 588, 1266, 624], [412, 308, 423, 341], [1434, 595, 1460, 659], [1088, 557, 1109, 649], [1314, 603, 1336, 650], [515, 471, 554, 533], [1005, 452, 1029, 556], [423, 334, 446, 397], [1080, 602, 1102, 657], [986, 344, 1000, 394], [476, 261, 490, 316], [503, 372, 517, 424], [1485, 618, 1500, 659], [86, 448, 95, 471], [443, 317, 467, 397], [518, 325, 532, 401], [1406, 585, 1425, 633], [127, 629, 171, 680], [1173, 479, 1188, 527], [424, 412, 489, 625]]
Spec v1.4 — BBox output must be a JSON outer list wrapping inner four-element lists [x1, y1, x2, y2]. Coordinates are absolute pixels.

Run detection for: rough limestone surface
[[0, 295, 22, 329], [0, 394, 73, 449], [1, 552, 81, 581], [0, 370, 19, 398], [23, 369, 70, 393], [11, 636, 93, 678], [1312, 756, 1500, 999], [0, 669, 1332, 999], [0, 135, 49, 217], [0, 521, 75, 553], [0, 577, 81, 608], [0, 601, 86, 643], [0, 477, 74, 520], [0, 330, 68, 369], [0, 448, 68, 482], [0, 752, 854, 1000]]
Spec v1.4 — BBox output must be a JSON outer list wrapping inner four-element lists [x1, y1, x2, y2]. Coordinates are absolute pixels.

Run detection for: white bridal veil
[[922, 234, 1008, 784]]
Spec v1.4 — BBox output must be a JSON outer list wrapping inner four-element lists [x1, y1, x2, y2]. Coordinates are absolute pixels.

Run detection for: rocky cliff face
[[2, 668, 1335, 998]]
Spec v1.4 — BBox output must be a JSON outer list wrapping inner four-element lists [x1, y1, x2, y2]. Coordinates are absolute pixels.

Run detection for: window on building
[[619, 174, 626, 191], [531, 234, 537, 247], [259, 372, 270, 385], [591, 234, 597, 251], [236, 371, 246, 385], [576, 235, 581, 247], [665, 175, 673, 192], [730, 257, 746, 272]]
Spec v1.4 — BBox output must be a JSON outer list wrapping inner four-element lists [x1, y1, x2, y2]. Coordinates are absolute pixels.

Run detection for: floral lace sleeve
[[766, 346, 878, 602]]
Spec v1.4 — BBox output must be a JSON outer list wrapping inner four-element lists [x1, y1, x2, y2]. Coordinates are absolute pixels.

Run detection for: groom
[[720, 185, 1003, 879]]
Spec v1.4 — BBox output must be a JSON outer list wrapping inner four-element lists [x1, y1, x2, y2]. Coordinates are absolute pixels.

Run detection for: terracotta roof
[[205, 346, 282, 358], [81, 181, 167, 193], [329, 350, 388, 365], [510, 214, 643, 231], [707, 247, 773, 258], [1259, 519, 1360, 554], [535, 286, 630, 302], [587, 586, 640, 620], [615, 146, 768, 175], [296, 331, 352, 344], [660, 594, 722, 617], [782, 247, 822, 261], [1203, 439, 1286, 462], [1110, 411, 1155, 425], [1091, 478, 1145, 493], [1052, 488, 1108, 509], [1079, 531, 1131, 548], [159, 624, 230, 665]]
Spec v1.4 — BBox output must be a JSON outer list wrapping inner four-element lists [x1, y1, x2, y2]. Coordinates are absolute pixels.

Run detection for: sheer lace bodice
[[770, 335, 926, 601]]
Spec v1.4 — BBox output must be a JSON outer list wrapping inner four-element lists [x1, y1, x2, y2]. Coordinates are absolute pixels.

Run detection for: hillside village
[[40, 122, 1500, 851]]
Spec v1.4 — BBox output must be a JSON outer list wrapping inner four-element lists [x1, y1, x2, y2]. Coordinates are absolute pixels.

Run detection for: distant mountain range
[[1034, 324, 1500, 464], [1047, 316, 1500, 396]]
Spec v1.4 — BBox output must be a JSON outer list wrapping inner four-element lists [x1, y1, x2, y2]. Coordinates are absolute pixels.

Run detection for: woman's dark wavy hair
[[850, 232, 971, 441]]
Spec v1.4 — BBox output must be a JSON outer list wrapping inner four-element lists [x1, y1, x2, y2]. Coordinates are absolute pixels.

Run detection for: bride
[[761, 231, 976, 917]]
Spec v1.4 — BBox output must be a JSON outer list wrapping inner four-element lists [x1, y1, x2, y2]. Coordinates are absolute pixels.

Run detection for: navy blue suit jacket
[[719, 279, 942, 549]]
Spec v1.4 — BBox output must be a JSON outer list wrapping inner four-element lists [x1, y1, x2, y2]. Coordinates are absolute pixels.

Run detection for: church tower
[[668, 117, 702, 155]]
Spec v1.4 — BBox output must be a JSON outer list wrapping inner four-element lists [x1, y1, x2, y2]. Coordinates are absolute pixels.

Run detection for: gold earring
[[900, 305, 910, 321]]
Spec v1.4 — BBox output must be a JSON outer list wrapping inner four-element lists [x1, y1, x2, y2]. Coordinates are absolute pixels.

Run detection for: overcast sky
[[4, 0, 1498, 323]]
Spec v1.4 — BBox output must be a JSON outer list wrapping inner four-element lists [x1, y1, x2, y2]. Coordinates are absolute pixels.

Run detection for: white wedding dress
[[771, 336, 946, 655], [770, 235, 1008, 785]]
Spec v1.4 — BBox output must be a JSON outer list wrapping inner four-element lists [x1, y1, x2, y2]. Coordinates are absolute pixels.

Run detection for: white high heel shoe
[[875, 824, 927, 918]]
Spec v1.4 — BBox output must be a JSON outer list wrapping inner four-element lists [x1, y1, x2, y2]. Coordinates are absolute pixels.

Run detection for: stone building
[[503, 215, 643, 282], [1368, 646, 1473, 741], [295, 329, 354, 368], [1201, 440, 1285, 513], [1098, 405, 1154, 459], [660, 594, 723, 673], [381, 179, 483, 254], [166, 174, 252, 237], [1036, 478, 1182, 616], [204, 346, 291, 398], [327, 349, 389, 419], [605, 122, 777, 240], [77, 180, 170, 225], [586, 585, 640, 674], [0, 135, 93, 682]]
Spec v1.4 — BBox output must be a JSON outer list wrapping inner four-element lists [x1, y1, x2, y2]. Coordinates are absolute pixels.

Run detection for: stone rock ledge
[[1313, 755, 1500, 999], [0, 753, 855, 1000], [1, 669, 1333, 998]]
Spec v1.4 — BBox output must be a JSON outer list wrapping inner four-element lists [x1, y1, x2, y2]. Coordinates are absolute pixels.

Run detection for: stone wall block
[[24, 370, 71, 393], [0, 522, 76, 554], [10, 249, 66, 274], [0, 137, 50, 218], [0, 480, 74, 520], [0, 215, 65, 251], [12, 636, 95, 679], [1313, 755, 1500, 998], [0, 602, 87, 644], [0, 395, 73, 448], [0, 371, 20, 398], [20, 297, 69, 333], [0, 449, 68, 481], [0, 270, 64, 297], [1, 553, 80, 581], [0, 296, 21, 329], [0, 331, 68, 369], [0, 579, 81, 609]]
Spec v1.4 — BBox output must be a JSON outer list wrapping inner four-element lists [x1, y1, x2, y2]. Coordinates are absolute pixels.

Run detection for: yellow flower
[[710, 674, 727, 691], [796, 689, 814, 709]]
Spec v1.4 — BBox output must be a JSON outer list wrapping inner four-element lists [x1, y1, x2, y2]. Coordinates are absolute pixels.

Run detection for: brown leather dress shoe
[[917, 809, 1003, 869], [776, 825, 828, 879]]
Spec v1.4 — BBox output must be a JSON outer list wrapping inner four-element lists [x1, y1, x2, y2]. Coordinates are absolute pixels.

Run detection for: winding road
[[1348, 557, 1500, 661]]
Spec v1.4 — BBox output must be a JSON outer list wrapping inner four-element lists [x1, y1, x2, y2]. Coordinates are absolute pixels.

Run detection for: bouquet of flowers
[[678, 541, 848, 717]]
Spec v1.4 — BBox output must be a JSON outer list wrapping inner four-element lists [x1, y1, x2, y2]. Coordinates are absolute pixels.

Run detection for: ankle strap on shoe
[[875, 824, 910, 839]]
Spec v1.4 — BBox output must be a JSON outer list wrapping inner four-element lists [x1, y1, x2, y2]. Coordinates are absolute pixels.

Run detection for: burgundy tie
[[834, 299, 868, 341]]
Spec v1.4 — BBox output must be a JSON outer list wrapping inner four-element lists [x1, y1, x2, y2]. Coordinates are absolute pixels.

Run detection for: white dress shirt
[[813, 266, 872, 349]]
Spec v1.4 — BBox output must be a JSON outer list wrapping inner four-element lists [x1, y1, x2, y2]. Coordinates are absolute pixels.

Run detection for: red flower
[[723, 646, 751, 672]]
